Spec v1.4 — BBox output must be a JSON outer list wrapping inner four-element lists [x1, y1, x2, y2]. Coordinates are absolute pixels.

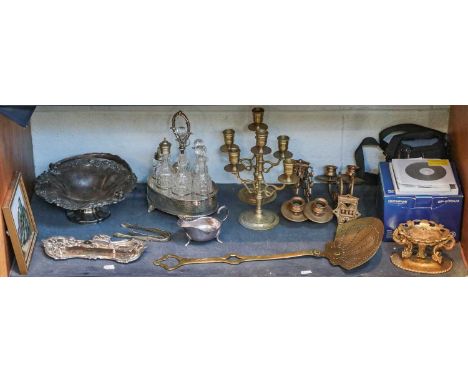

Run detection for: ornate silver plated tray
[[42, 235, 146, 263], [35, 153, 137, 223]]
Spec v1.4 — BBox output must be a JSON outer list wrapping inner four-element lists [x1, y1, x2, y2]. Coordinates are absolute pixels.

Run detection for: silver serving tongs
[[114, 223, 172, 242]]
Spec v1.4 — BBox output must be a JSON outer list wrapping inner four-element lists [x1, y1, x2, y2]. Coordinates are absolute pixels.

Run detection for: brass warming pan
[[154, 217, 384, 271]]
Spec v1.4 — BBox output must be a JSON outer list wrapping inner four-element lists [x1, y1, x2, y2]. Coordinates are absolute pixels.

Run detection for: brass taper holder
[[339, 165, 359, 196], [220, 107, 298, 230], [220, 129, 239, 153]]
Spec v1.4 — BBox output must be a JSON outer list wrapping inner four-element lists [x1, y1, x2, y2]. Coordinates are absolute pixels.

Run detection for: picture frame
[[2, 172, 37, 275]]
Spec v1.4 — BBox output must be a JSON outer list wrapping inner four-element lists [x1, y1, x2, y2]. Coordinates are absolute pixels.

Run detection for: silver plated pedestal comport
[[35, 153, 137, 224]]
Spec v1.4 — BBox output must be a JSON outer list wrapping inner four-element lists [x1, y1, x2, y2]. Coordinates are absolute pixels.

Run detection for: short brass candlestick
[[221, 108, 298, 230], [316, 165, 339, 201], [338, 164, 364, 195]]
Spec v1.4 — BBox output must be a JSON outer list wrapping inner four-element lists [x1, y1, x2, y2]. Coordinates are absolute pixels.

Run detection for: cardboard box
[[379, 162, 464, 242]]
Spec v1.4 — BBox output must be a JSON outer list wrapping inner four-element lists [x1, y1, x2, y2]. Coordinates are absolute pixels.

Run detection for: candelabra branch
[[263, 158, 282, 173], [239, 156, 254, 171], [236, 172, 255, 193], [265, 183, 286, 194]]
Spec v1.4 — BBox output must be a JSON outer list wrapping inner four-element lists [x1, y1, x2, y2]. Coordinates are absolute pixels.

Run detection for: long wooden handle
[[153, 249, 322, 271]]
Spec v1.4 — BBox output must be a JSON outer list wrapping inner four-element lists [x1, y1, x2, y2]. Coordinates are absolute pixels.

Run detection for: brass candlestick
[[316, 165, 339, 200], [221, 107, 298, 230], [338, 164, 364, 195], [339, 165, 358, 196]]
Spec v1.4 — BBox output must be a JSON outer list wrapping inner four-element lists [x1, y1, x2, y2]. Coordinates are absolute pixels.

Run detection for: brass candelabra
[[220, 108, 298, 230]]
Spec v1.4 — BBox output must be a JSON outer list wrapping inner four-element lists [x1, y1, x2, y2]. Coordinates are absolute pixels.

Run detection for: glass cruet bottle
[[171, 150, 192, 197], [148, 146, 160, 190], [155, 138, 174, 190], [192, 142, 213, 197]]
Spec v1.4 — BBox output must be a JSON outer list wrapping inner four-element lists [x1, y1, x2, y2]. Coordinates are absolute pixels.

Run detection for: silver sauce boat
[[177, 206, 228, 246]]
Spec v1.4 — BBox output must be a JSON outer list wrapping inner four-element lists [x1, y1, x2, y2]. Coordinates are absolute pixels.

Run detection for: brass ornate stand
[[220, 107, 298, 230], [391, 220, 455, 274]]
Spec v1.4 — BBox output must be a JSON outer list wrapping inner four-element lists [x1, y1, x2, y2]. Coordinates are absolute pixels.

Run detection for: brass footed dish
[[391, 220, 455, 274]]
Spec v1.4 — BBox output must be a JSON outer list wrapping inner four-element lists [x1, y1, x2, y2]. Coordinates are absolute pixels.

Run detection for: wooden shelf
[[0, 114, 35, 276]]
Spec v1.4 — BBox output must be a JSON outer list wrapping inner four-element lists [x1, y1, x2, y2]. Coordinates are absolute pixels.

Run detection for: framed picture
[[2, 172, 37, 275]]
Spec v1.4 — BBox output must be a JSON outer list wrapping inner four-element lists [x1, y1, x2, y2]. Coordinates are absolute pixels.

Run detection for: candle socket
[[252, 107, 264, 124], [277, 135, 289, 153], [224, 147, 245, 173], [325, 165, 338, 178], [289, 196, 305, 214], [224, 129, 234, 146], [274, 135, 293, 159], [220, 128, 239, 153], [229, 147, 240, 165], [304, 197, 333, 223], [280, 195, 308, 222], [255, 127, 268, 149], [284, 158, 294, 177], [311, 198, 328, 216], [251, 127, 272, 155], [346, 165, 358, 177], [248, 107, 269, 131], [278, 158, 299, 185]]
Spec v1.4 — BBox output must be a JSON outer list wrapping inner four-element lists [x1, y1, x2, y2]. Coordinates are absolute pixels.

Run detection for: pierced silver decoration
[[42, 235, 146, 263]]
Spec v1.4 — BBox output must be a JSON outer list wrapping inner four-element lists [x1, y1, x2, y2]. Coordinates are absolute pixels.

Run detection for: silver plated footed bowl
[[35, 153, 137, 224]]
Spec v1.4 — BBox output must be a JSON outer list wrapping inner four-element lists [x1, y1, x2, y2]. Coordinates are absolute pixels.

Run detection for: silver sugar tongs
[[114, 223, 172, 242]]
